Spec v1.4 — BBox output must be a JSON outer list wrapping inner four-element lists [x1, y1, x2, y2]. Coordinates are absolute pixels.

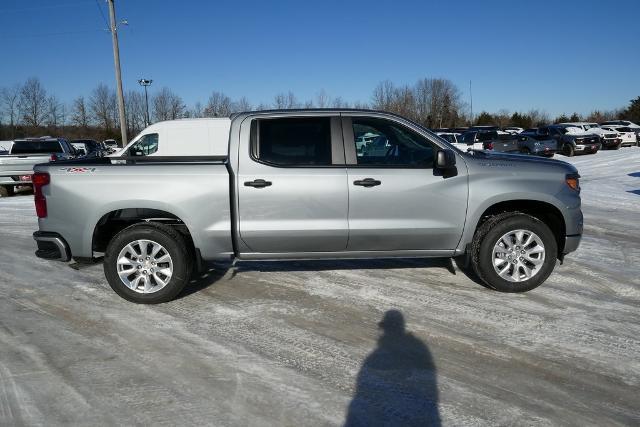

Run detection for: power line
[[95, 0, 109, 28], [0, 1, 94, 13], [2, 29, 106, 40]]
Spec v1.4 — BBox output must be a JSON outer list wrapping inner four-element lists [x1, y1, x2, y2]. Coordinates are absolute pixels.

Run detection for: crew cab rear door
[[343, 114, 468, 251], [236, 115, 348, 253]]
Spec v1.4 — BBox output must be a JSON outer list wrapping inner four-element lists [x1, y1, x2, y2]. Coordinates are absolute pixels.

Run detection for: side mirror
[[436, 149, 456, 169]]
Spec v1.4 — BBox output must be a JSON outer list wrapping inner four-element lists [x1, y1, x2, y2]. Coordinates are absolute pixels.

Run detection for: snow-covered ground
[[0, 148, 638, 425]]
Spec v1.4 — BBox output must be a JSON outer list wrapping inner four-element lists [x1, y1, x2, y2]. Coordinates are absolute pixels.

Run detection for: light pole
[[138, 78, 152, 126], [107, 0, 127, 146]]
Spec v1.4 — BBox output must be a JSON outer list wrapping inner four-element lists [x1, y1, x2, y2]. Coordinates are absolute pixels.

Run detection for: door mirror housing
[[436, 149, 456, 169]]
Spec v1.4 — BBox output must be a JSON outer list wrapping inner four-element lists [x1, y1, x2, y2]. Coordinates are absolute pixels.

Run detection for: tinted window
[[11, 141, 63, 154], [351, 118, 434, 167], [254, 118, 332, 166], [462, 132, 475, 143], [128, 133, 159, 156]]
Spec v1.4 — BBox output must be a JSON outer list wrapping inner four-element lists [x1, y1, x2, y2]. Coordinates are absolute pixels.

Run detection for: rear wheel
[[0, 186, 15, 198], [562, 144, 575, 157], [471, 213, 558, 293], [104, 222, 193, 303]]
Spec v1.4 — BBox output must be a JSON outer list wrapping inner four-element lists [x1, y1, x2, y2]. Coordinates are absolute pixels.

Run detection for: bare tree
[[203, 91, 232, 117], [273, 91, 298, 109], [19, 77, 47, 127], [124, 90, 146, 134], [1, 83, 21, 137], [190, 101, 203, 118], [89, 84, 119, 131], [45, 95, 62, 128], [371, 80, 396, 111], [231, 96, 251, 113], [71, 96, 90, 128], [153, 87, 185, 121], [316, 89, 330, 108]]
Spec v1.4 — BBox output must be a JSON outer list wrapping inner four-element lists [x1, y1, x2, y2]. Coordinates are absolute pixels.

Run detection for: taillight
[[49, 153, 58, 162], [20, 174, 32, 182], [486, 142, 494, 150], [32, 172, 50, 218]]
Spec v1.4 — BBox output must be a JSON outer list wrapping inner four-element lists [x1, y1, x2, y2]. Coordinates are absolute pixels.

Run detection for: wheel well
[[92, 208, 195, 255], [476, 200, 566, 255]]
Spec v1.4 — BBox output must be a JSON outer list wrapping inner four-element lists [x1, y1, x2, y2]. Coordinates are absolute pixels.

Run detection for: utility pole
[[138, 79, 152, 126], [107, 0, 127, 146], [469, 80, 473, 126]]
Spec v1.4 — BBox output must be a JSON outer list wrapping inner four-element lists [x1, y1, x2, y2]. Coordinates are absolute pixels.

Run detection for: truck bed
[[33, 156, 233, 261]]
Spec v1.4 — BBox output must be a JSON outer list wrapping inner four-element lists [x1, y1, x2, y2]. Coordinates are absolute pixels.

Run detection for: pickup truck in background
[[522, 126, 600, 156], [32, 110, 583, 303], [557, 122, 621, 150], [485, 134, 557, 157], [0, 137, 77, 197]]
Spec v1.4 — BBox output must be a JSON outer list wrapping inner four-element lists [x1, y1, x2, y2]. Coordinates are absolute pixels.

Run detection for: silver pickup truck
[[32, 110, 583, 303], [0, 137, 77, 197]]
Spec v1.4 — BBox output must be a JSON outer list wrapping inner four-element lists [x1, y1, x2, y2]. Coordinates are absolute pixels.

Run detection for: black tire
[[104, 222, 193, 303], [0, 186, 15, 197], [562, 143, 575, 157], [471, 212, 558, 293]]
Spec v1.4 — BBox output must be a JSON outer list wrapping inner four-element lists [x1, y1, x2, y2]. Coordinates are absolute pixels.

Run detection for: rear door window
[[252, 117, 332, 166]]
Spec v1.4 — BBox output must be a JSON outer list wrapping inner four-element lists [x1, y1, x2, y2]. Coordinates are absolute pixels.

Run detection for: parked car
[[460, 130, 500, 150], [0, 141, 13, 154], [600, 120, 640, 129], [487, 135, 556, 157], [599, 125, 637, 147], [523, 126, 600, 156], [557, 122, 621, 150], [0, 137, 76, 197], [103, 139, 119, 154], [33, 110, 583, 303], [71, 139, 107, 157], [503, 127, 524, 134]]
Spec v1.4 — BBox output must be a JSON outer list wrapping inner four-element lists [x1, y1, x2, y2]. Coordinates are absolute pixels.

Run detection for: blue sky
[[1, 0, 639, 116]]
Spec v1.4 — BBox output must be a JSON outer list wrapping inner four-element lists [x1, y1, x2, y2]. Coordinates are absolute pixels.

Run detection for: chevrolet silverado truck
[[0, 137, 77, 197], [32, 110, 583, 303]]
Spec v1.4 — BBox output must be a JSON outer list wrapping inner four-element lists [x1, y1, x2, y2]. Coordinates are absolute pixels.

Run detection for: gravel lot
[[1, 148, 639, 426]]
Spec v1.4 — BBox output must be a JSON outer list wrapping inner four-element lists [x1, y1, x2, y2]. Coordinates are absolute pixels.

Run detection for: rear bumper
[[33, 231, 71, 261]]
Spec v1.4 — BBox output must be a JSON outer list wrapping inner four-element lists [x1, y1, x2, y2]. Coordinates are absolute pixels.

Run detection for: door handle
[[353, 178, 381, 187], [244, 179, 272, 188]]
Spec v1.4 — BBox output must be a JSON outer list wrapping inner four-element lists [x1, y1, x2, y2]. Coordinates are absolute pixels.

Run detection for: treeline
[[1, 76, 638, 142]]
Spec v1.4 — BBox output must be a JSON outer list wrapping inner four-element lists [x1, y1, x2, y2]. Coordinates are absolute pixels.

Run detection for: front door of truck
[[237, 115, 348, 253], [343, 115, 468, 251]]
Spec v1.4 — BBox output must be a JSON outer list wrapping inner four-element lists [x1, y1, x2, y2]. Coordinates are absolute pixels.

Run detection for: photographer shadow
[[345, 310, 441, 427]]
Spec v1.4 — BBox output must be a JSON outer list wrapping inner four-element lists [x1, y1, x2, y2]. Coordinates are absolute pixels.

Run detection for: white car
[[557, 122, 621, 150], [600, 120, 640, 129], [600, 125, 637, 147], [436, 132, 474, 151], [503, 127, 524, 134]]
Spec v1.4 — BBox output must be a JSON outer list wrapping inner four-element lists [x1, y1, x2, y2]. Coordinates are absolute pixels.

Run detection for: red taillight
[[486, 142, 494, 150], [32, 172, 50, 218], [49, 153, 58, 162]]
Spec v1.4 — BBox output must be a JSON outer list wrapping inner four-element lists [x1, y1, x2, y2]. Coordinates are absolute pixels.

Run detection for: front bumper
[[563, 234, 582, 254], [575, 144, 599, 153], [33, 231, 71, 261]]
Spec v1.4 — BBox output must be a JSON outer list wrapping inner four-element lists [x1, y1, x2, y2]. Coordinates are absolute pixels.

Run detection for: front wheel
[[471, 213, 558, 292], [562, 144, 575, 157], [104, 222, 193, 303]]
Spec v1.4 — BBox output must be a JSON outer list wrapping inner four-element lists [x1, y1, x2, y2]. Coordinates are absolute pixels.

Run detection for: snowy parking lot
[[0, 148, 639, 425]]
